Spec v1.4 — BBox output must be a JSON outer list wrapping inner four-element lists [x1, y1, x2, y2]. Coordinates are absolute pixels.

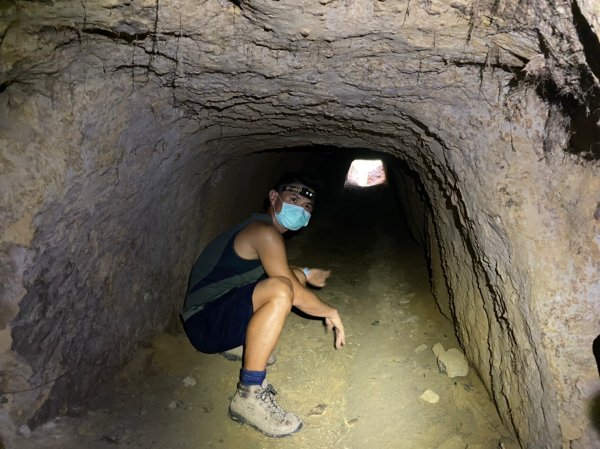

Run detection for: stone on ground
[[420, 390, 440, 404], [415, 344, 429, 353], [437, 348, 469, 378], [432, 342, 445, 358]]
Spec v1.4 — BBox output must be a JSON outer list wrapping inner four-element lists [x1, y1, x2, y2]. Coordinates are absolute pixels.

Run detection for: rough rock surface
[[1, 0, 599, 448]]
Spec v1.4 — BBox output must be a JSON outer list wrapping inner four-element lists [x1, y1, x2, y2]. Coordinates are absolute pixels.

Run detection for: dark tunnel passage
[[9, 146, 432, 408], [11, 146, 521, 449]]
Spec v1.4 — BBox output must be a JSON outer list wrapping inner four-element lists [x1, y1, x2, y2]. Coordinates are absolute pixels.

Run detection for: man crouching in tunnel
[[180, 172, 346, 437]]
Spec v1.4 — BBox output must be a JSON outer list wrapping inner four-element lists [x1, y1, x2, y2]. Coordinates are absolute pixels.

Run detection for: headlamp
[[282, 185, 316, 200]]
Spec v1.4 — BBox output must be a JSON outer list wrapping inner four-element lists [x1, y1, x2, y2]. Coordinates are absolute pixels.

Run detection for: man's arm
[[291, 266, 331, 288], [243, 223, 345, 349]]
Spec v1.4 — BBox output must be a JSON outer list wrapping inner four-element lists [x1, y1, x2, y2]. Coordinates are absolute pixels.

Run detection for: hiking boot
[[228, 380, 303, 437], [221, 345, 276, 366]]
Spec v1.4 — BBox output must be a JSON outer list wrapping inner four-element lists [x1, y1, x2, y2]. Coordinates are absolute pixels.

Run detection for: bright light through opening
[[344, 159, 387, 187]]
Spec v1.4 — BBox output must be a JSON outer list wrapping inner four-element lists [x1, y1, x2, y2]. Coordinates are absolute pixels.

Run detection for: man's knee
[[260, 276, 294, 309]]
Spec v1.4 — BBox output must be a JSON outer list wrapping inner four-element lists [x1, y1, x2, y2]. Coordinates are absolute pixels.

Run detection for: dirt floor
[[16, 186, 519, 449]]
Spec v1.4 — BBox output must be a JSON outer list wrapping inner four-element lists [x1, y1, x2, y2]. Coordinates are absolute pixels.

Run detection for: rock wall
[[1, 0, 599, 447]]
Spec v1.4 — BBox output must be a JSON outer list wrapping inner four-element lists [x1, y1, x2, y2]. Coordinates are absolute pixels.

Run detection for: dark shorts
[[182, 281, 258, 354]]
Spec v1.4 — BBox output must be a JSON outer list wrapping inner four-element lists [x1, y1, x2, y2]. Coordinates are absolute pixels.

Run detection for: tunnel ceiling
[[1, 0, 598, 157], [1, 1, 600, 449]]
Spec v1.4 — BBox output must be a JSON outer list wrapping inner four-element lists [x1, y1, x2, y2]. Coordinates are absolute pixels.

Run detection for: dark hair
[[263, 172, 322, 212], [273, 172, 321, 198]]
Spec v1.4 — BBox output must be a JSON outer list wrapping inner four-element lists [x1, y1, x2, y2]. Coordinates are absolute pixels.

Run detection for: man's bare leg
[[244, 276, 293, 370], [223, 272, 304, 366], [229, 276, 302, 437]]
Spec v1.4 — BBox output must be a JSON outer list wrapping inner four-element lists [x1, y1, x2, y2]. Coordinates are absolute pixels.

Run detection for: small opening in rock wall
[[344, 159, 387, 187]]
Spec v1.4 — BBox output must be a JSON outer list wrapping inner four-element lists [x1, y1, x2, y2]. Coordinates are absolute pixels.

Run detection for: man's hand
[[325, 311, 345, 349], [307, 268, 331, 288]]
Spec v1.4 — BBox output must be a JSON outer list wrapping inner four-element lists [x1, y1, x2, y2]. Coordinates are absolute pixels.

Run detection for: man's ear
[[268, 189, 279, 207]]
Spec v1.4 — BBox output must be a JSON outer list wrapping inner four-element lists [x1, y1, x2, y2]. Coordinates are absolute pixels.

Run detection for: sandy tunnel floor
[[18, 188, 519, 449]]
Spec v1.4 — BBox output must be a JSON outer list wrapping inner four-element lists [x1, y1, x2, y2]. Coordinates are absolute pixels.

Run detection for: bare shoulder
[[242, 220, 282, 244], [235, 220, 283, 258]]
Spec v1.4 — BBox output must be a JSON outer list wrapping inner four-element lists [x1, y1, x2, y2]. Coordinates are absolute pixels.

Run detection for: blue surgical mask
[[275, 198, 311, 231]]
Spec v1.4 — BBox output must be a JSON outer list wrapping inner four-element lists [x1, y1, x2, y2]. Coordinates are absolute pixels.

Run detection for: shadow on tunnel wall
[[590, 391, 600, 434]]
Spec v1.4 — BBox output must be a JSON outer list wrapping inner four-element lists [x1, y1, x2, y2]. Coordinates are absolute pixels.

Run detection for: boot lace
[[258, 384, 287, 418]]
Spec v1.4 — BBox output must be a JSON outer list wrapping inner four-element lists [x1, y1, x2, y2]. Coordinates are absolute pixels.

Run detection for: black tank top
[[181, 214, 271, 321]]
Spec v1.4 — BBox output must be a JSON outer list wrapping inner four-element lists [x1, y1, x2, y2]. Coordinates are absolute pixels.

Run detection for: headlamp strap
[[282, 185, 315, 199]]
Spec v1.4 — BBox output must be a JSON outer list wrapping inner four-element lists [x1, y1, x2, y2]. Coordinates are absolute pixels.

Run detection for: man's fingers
[[325, 314, 345, 349], [332, 321, 345, 349], [335, 330, 345, 349], [325, 317, 334, 332]]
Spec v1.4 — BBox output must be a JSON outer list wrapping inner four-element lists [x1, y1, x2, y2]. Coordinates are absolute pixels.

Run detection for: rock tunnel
[[1, 0, 600, 447]]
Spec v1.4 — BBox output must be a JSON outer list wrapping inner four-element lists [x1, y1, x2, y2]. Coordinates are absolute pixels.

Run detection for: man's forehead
[[282, 184, 316, 201]]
